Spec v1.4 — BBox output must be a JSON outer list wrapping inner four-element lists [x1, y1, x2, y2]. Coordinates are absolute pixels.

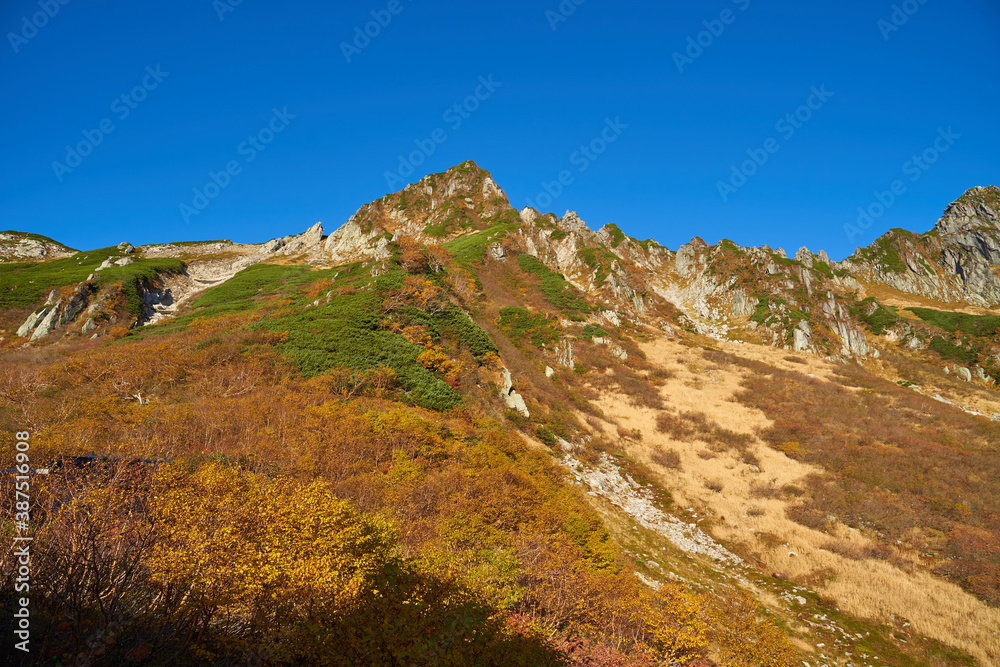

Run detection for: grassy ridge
[[0, 247, 119, 308]]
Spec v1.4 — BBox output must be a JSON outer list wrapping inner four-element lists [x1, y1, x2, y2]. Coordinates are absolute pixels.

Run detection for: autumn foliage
[[0, 248, 800, 665]]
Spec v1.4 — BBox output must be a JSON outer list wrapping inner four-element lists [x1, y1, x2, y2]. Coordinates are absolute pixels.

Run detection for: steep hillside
[[2, 163, 998, 666]]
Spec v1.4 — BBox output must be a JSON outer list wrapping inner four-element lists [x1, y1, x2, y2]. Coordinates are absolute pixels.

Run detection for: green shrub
[[812, 261, 834, 279], [95, 259, 185, 318], [275, 291, 461, 411], [580, 324, 610, 340], [516, 254, 589, 314], [603, 224, 626, 248], [498, 306, 559, 348], [909, 307, 1000, 337], [929, 337, 978, 366], [535, 426, 558, 448], [441, 222, 520, 266], [189, 264, 314, 318], [433, 308, 498, 359], [851, 298, 900, 335]]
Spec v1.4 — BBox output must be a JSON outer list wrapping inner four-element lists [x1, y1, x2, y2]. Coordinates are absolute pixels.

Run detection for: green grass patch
[[603, 224, 626, 248], [577, 247, 615, 286], [812, 261, 834, 279], [0, 230, 74, 249], [908, 307, 1000, 337], [855, 233, 907, 273], [274, 288, 461, 411], [516, 254, 590, 314], [186, 264, 315, 319], [851, 298, 900, 336], [750, 295, 787, 326], [498, 306, 559, 348], [580, 324, 610, 340], [94, 259, 185, 318], [441, 222, 520, 266], [928, 337, 979, 366], [0, 247, 120, 309], [432, 308, 498, 359]]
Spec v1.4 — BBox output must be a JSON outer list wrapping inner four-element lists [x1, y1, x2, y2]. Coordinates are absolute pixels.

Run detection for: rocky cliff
[[840, 185, 1000, 307]]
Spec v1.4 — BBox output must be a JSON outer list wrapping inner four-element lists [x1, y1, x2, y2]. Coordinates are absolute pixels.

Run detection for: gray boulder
[[16, 308, 46, 338], [30, 303, 61, 340], [793, 321, 812, 352]]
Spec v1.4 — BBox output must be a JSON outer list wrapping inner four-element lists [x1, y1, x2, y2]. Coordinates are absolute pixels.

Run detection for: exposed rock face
[[731, 290, 756, 318], [555, 339, 575, 369], [16, 309, 46, 337], [610, 345, 628, 361], [10, 163, 1000, 381], [499, 368, 529, 418], [793, 321, 812, 352], [324, 214, 392, 264], [324, 161, 514, 264], [844, 186, 1000, 306], [0, 232, 75, 262], [58, 286, 89, 327], [831, 319, 870, 357], [488, 242, 507, 262], [30, 304, 62, 340]]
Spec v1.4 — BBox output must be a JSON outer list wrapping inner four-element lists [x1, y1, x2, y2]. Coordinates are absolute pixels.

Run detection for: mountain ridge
[[6, 163, 1000, 386], [4, 161, 1000, 665]]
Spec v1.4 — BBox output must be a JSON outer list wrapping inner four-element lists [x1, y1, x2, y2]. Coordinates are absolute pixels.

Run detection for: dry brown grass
[[583, 335, 1000, 665], [649, 447, 681, 470]]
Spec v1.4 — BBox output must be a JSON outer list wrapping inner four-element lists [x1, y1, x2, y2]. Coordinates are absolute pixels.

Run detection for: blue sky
[[2, 0, 998, 261]]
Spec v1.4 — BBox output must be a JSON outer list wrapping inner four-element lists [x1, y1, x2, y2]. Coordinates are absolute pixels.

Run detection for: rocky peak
[[324, 161, 518, 264], [934, 185, 1000, 235], [557, 212, 590, 235]]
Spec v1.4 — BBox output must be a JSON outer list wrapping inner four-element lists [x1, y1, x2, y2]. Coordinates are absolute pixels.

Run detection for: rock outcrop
[[0, 232, 75, 262], [499, 368, 529, 418], [843, 186, 1000, 307]]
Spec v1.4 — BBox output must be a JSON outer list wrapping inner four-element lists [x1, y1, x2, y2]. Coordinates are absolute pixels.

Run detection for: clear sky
[[2, 0, 999, 260]]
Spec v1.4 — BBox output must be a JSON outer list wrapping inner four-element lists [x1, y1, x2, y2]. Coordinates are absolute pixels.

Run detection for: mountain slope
[[2, 163, 999, 665]]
